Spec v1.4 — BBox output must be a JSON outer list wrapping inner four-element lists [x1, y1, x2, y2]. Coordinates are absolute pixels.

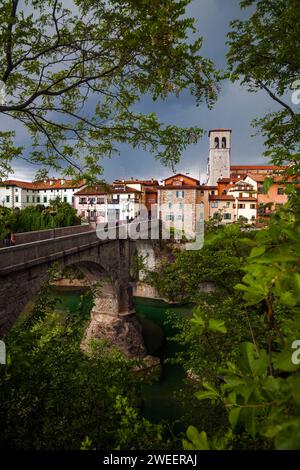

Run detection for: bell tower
[[207, 129, 231, 186]]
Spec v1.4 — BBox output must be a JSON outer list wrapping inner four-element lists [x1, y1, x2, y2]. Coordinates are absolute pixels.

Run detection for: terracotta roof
[[113, 179, 159, 186], [0, 179, 34, 189], [162, 173, 200, 184], [209, 195, 235, 201], [237, 197, 257, 202], [245, 174, 296, 183], [74, 184, 141, 196], [0, 178, 85, 190], [218, 177, 242, 184], [159, 184, 198, 190], [231, 165, 287, 171]]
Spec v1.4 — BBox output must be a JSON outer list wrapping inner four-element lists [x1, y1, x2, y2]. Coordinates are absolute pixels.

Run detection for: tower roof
[[209, 129, 232, 136]]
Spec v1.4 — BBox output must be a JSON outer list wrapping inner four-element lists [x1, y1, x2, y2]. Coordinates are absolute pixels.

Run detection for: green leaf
[[240, 342, 268, 376], [208, 319, 227, 334], [229, 407, 240, 429], [273, 348, 299, 372], [195, 382, 219, 401], [249, 246, 266, 258], [184, 427, 210, 450]]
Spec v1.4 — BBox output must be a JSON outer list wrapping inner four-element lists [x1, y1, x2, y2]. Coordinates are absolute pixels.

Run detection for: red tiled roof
[[162, 173, 200, 184], [218, 176, 242, 184], [209, 195, 235, 201], [159, 184, 198, 190], [231, 165, 286, 171], [237, 197, 257, 202], [245, 174, 297, 183], [113, 179, 159, 186], [0, 178, 85, 190], [74, 184, 141, 196]]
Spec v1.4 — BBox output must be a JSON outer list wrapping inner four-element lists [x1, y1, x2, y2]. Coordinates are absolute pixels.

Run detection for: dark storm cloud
[[6, 0, 278, 182]]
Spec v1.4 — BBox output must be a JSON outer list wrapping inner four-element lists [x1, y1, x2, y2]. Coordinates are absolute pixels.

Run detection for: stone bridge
[[0, 223, 158, 358]]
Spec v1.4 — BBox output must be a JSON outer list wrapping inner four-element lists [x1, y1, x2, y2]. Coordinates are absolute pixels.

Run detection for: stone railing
[[13, 223, 92, 245]]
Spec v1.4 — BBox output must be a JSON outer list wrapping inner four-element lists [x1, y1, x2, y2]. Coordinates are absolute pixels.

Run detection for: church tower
[[207, 129, 231, 186]]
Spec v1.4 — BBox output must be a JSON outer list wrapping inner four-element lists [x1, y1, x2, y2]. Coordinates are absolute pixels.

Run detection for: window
[[222, 137, 226, 148], [177, 215, 184, 221], [6, 186, 10, 190], [223, 213, 231, 220], [64, 197, 67, 202], [43, 196, 47, 203], [211, 201, 218, 208], [222, 190, 227, 195], [250, 204, 256, 209], [238, 203, 245, 209], [200, 190, 204, 196], [226, 201, 230, 208], [176, 190, 185, 198], [26, 196, 29, 203], [211, 190, 215, 195], [179, 202, 183, 209], [32, 196, 35, 203], [258, 186, 264, 194], [37, 196, 40, 203], [214, 137, 219, 148], [6, 195, 9, 203], [199, 202, 204, 209], [166, 214, 174, 221], [277, 187, 284, 195], [79, 197, 87, 204], [168, 202, 172, 209], [15, 196, 19, 203], [15, 188, 18, 192]]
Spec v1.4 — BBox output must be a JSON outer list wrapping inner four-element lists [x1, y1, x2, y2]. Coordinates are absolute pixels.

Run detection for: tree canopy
[[227, 0, 300, 174], [0, 0, 218, 180]]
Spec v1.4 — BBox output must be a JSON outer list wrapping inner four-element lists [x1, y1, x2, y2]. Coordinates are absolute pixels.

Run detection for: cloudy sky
[[7, 0, 278, 183]]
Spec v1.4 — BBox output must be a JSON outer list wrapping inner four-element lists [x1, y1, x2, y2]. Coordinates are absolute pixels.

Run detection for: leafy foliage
[[0, 197, 81, 240], [0, 0, 218, 179], [227, 0, 300, 173], [182, 194, 300, 450], [0, 282, 164, 450]]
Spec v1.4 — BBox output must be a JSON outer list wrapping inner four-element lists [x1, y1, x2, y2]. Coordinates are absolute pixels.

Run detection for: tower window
[[222, 137, 227, 148], [214, 137, 219, 148]]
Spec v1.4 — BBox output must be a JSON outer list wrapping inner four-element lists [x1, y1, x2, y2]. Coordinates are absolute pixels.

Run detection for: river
[[50, 288, 194, 428]]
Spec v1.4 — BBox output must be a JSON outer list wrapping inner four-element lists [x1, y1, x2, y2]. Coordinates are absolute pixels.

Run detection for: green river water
[[50, 288, 194, 427]]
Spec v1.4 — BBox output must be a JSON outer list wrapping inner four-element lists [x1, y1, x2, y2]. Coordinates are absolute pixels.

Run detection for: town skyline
[[3, 0, 279, 183]]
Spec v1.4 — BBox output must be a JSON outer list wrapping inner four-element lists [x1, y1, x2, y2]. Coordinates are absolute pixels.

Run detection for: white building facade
[[0, 179, 86, 209]]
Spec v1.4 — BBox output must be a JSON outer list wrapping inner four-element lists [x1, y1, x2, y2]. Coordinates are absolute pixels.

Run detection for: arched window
[[222, 137, 227, 148], [222, 189, 227, 195], [214, 137, 219, 148]]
